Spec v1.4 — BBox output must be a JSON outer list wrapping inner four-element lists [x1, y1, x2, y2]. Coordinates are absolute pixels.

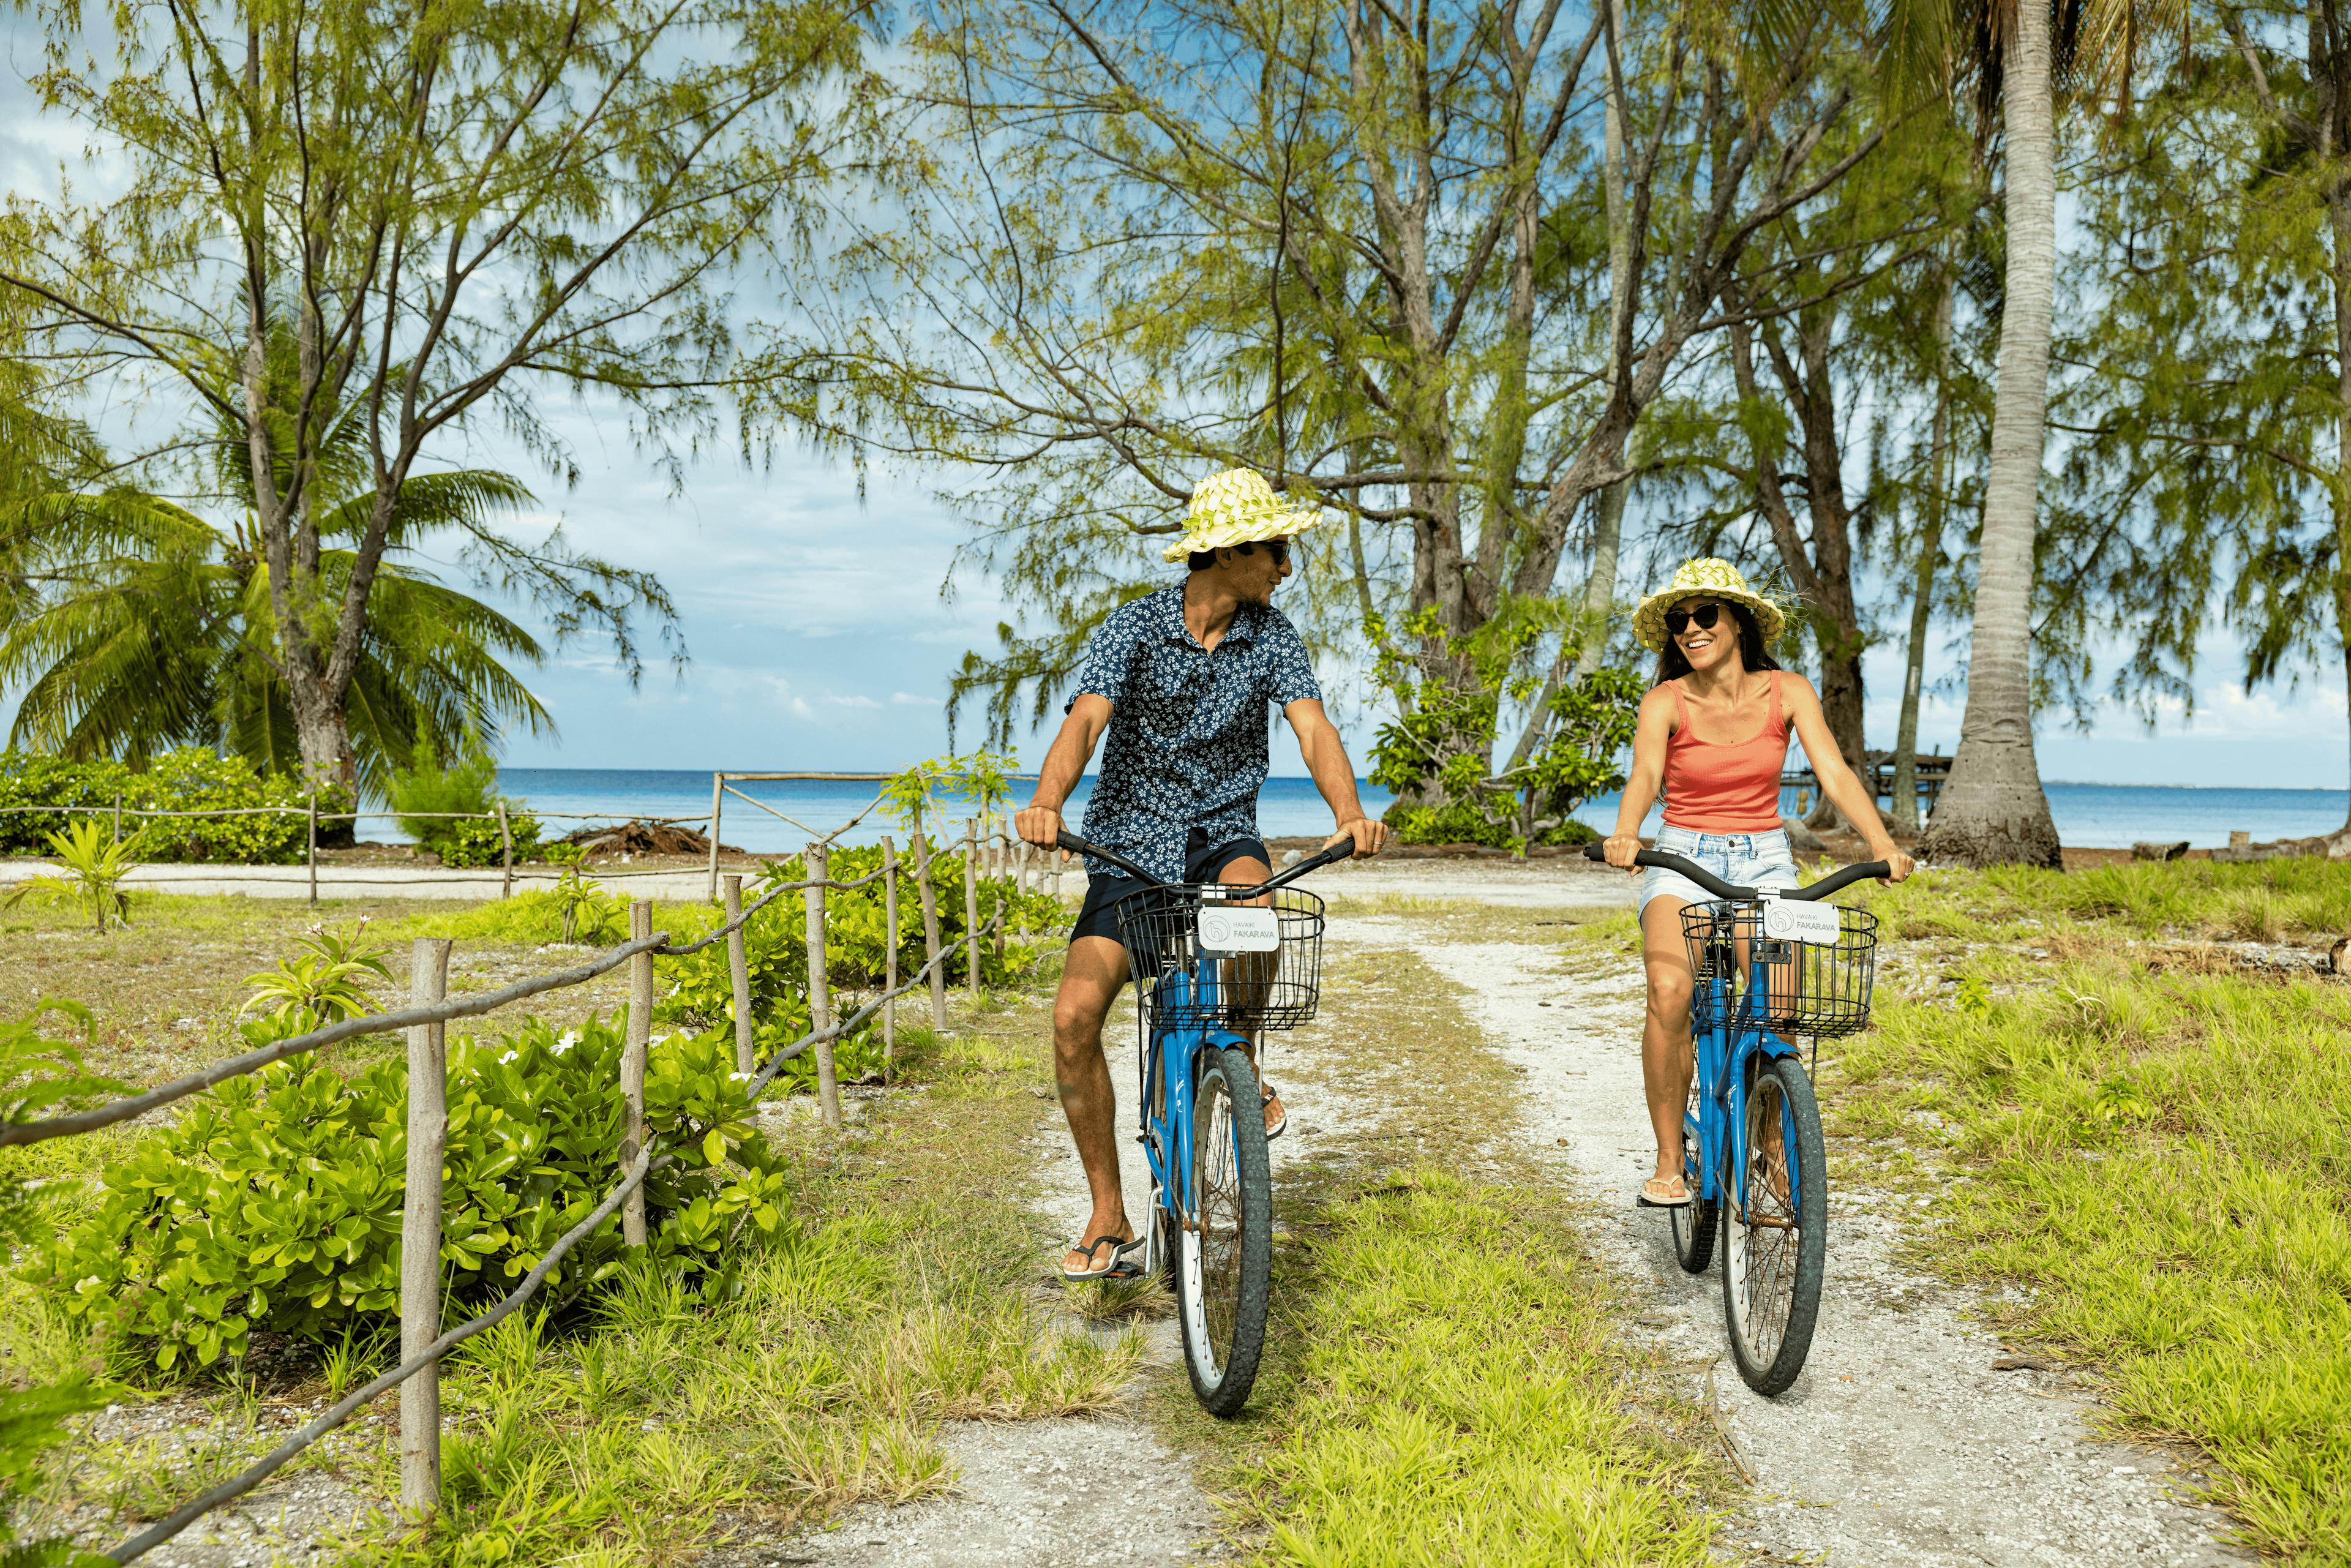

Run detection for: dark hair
[[1188, 538, 1284, 572], [1654, 599, 1782, 683]]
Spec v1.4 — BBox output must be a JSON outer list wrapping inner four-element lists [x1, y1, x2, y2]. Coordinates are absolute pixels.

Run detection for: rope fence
[[9, 795, 1043, 1563]]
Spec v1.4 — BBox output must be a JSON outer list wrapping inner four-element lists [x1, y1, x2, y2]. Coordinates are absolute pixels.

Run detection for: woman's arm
[[1603, 687, 1676, 871], [1782, 677, 1915, 881]]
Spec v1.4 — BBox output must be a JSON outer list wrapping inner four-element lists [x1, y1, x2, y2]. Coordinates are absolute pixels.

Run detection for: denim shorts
[[1638, 825, 1800, 917]]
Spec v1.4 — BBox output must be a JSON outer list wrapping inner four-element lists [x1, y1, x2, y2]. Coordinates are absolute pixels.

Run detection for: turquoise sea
[[343, 771, 2351, 853]]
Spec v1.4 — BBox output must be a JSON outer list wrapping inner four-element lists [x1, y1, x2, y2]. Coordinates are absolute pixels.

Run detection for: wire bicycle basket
[[1681, 899, 1880, 1039], [1112, 883, 1329, 1034]]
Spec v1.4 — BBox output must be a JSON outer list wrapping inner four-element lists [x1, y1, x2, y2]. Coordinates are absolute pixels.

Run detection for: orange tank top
[[1660, 673, 1791, 833]]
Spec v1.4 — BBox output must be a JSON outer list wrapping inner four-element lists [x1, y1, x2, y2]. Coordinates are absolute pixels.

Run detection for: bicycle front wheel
[[1721, 1054, 1827, 1395], [1671, 1075, 1719, 1274], [1176, 1045, 1273, 1417]]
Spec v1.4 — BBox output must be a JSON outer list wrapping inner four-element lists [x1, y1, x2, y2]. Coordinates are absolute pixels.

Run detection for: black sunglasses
[[1663, 602, 1723, 638], [1247, 538, 1290, 567]]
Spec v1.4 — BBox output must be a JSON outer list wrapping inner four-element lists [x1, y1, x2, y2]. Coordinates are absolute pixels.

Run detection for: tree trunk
[[1893, 261, 1955, 833], [1920, 1, 2062, 869], [1577, 0, 1632, 682], [2332, 190, 2351, 837]]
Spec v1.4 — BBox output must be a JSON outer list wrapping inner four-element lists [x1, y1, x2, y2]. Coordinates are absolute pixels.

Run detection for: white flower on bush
[[727, 1071, 751, 1083], [498, 1050, 518, 1065], [553, 1029, 579, 1056]]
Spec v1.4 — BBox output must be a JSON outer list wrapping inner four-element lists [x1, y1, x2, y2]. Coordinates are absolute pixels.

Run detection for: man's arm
[[1015, 694, 1112, 848], [1284, 699, 1389, 857]]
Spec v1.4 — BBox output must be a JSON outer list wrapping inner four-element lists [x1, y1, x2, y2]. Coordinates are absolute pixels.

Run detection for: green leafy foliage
[[0, 748, 350, 862], [1368, 607, 1641, 854], [1, 1002, 126, 1559], [0, 822, 135, 932], [239, 921, 393, 1030], [877, 751, 1021, 840], [32, 1012, 785, 1373], [388, 729, 541, 867], [656, 847, 1063, 1092]]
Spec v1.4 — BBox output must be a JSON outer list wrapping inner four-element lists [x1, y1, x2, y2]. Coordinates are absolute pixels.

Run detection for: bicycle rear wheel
[[1176, 1045, 1273, 1417], [1721, 1054, 1827, 1395], [1670, 1076, 1719, 1274]]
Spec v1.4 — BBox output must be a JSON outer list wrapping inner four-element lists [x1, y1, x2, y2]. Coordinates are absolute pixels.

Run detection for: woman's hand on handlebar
[[1327, 816, 1389, 857], [1014, 805, 1063, 849], [1883, 849, 1916, 882], [1602, 833, 1643, 872]]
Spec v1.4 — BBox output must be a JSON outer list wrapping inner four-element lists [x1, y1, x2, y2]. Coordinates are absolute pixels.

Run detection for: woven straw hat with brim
[[1632, 557, 1788, 651], [1160, 468, 1324, 563]]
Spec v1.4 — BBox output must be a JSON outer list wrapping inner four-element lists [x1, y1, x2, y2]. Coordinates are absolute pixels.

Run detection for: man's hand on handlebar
[[1326, 817, 1389, 858], [1602, 833, 1643, 872], [1014, 805, 1063, 849]]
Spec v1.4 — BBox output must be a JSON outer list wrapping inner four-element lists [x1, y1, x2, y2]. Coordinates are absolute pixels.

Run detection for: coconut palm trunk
[[1920, 0, 2062, 868], [1892, 260, 1955, 833]]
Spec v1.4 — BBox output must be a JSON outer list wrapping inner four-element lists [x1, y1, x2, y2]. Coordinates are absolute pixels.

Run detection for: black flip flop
[[1058, 1233, 1142, 1283]]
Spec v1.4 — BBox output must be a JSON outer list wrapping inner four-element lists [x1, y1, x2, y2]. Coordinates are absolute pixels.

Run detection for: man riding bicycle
[[1013, 469, 1389, 1283]]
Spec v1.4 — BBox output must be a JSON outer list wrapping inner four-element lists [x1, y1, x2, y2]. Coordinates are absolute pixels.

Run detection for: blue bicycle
[[1059, 830, 1352, 1416], [1586, 843, 1888, 1394]]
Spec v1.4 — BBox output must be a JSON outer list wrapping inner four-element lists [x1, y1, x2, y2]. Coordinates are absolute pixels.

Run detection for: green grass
[[1123, 945, 1722, 1562], [1851, 858, 2351, 943], [1232, 1169, 1719, 1566], [1835, 940, 2351, 1564]]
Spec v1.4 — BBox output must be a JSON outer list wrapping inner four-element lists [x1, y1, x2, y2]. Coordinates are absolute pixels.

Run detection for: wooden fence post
[[803, 842, 840, 1128], [497, 801, 513, 900], [962, 819, 982, 1001], [111, 792, 122, 845], [621, 901, 653, 1247], [307, 793, 320, 908], [401, 937, 452, 1515], [707, 773, 724, 904], [880, 836, 899, 1076], [724, 874, 755, 1078], [913, 831, 947, 1031]]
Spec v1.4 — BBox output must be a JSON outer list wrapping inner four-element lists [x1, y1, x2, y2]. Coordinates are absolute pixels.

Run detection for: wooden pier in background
[[1781, 751, 1952, 817]]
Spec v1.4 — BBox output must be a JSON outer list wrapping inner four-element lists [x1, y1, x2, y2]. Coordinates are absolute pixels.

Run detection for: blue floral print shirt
[[1067, 583, 1324, 882]]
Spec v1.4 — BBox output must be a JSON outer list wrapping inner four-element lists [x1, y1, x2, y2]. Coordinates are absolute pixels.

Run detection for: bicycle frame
[[1136, 967, 1253, 1232], [1686, 931, 1806, 1222]]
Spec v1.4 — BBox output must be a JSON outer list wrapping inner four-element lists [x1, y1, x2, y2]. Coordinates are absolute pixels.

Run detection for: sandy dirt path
[[1354, 913, 2252, 1568]]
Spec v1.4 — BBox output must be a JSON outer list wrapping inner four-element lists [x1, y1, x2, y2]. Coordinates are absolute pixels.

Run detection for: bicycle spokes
[[1196, 1079, 1243, 1364], [1729, 1071, 1804, 1370]]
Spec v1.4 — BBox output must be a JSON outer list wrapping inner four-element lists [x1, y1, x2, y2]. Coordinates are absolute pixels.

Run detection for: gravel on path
[[1354, 917, 2251, 1568]]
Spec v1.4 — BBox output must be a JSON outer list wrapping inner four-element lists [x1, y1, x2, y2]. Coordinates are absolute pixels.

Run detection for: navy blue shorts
[[1069, 830, 1271, 949]]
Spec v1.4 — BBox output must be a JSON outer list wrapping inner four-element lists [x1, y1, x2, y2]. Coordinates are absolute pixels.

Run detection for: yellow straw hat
[[1161, 469, 1324, 563], [1632, 558, 1787, 651]]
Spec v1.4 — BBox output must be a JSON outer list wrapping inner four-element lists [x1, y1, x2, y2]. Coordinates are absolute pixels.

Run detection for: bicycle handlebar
[[1580, 840, 1891, 902], [1052, 829, 1355, 895]]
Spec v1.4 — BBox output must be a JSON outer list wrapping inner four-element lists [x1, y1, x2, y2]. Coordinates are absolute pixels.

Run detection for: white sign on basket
[[1197, 905, 1281, 954], [1761, 899, 1843, 947]]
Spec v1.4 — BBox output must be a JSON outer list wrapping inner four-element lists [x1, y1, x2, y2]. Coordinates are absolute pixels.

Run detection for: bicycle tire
[[1176, 1045, 1273, 1417], [1671, 1075, 1719, 1273], [1721, 1054, 1827, 1395]]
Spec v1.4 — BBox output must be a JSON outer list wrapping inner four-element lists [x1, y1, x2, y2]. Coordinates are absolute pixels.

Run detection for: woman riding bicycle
[[1601, 559, 1914, 1209]]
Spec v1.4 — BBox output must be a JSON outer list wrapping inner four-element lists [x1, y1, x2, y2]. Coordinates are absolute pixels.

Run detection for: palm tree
[[0, 472, 553, 800], [1893, 0, 2162, 867]]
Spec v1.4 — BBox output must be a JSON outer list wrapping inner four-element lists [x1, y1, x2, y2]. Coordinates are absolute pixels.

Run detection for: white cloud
[[825, 695, 882, 710]]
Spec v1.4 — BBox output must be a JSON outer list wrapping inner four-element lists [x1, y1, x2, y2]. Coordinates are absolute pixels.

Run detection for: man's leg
[[1212, 852, 1285, 1133], [1056, 933, 1133, 1272]]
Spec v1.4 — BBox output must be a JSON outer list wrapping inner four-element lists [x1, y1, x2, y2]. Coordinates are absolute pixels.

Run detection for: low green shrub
[[654, 847, 1063, 1090], [0, 748, 353, 863], [33, 1010, 785, 1373], [387, 735, 541, 866], [1384, 800, 1598, 852]]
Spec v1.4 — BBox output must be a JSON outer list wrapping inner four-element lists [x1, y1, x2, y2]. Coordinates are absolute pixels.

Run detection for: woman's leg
[[1640, 894, 1697, 1191]]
